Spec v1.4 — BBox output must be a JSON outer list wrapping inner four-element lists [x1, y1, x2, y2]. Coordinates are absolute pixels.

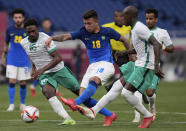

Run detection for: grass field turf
[[0, 81, 186, 131]]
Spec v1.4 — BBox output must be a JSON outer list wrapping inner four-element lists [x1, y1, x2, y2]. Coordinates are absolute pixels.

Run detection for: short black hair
[[145, 8, 158, 18], [24, 18, 38, 28], [83, 9, 98, 20], [12, 8, 25, 17], [42, 17, 51, 23]]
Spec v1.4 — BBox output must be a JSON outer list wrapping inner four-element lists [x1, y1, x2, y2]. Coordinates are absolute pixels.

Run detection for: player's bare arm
[[118, 36, 130, 50], [45, 33, 72, 46], [149, 36, 164, 78], [32, 50, 62, 79], [161, 44, 174, 53], [1, 42, 9, 66]]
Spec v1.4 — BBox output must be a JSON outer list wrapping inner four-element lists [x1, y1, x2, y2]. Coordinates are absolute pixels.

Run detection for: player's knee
[[146, 89, 154, 97], [20, 80, 26, 85], [89, 77, 101, 85], [9, 79, 16, 84]]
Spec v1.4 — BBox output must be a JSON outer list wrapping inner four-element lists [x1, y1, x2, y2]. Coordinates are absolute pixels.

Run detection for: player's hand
[[154, 65, 164, 79], [45, 37, 52, 47], [1, 57, 6, 67], [32, 69, 45, 79]]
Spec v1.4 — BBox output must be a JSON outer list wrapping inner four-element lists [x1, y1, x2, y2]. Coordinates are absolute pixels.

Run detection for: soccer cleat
[[75, 105, 95, 119], [7, 104, 15, 112], [30, 85, 36, 97], [132, 117, 141, 123], [138, 116, 153, 128], [103, 112, 117, 126], [60, 97, 77, 111], [58, 119, 76, 126], [20, 104, 26, 111]]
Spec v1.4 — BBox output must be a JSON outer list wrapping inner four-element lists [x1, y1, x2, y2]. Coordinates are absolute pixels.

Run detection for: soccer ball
[[21, 105, 39, 123]]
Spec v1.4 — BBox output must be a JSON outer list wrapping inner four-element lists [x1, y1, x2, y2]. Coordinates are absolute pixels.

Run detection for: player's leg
[[39, 73, 76, 125], [132, 91, 142, 122], [146, 75, 159, 120], [6, 65, 17, 111], [121, 66, 154, 128], [30, 79, 39, 97], [18, 67, 31, 111]]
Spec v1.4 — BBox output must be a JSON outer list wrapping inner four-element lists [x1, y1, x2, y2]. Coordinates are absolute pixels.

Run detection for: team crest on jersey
[[10, 33, 14, 36], [101, 36, 105, 40], [29, 43, 37, 52], [85, 38, 89, 40], [23, 33, 27, 37]]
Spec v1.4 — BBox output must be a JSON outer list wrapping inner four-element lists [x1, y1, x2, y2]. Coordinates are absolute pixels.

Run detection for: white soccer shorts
[[80, 61, 115, 88], [6, 65, 31, 80]]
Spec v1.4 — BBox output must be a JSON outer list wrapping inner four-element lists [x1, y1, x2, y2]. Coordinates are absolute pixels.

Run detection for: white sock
[[92, 80, 123, 114], [121, 88, 152, 118], [48, 96, 71, 119], [147, 93, 156, 109], [134, 91, 142, 119]]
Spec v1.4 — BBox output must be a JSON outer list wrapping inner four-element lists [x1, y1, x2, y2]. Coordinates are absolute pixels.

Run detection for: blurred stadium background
[[0, 0, 186, 131], [0, 0, 186, 82]]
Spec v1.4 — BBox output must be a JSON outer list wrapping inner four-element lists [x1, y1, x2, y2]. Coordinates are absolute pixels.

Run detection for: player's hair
[[24, 18, 38, 28], [12, 8, 25, 17], [42, 17, 51, 23], [83, 9, 98, 20], [145, 8, 158, 18], [115, 10, 123, 13]]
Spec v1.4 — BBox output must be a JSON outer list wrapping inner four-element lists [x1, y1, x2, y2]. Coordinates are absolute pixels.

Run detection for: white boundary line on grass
[[1, 110, 186, 115], [0, 119, 186, 124]]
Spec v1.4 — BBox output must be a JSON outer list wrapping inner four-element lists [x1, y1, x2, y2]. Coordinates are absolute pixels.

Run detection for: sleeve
[[70, 29, 82, 40], [47, 41, 57, 54], [162, 30, 173, 47], [108, 28, 121, 40], [136, 24, 153, 43], [5, 28, 10, 44]]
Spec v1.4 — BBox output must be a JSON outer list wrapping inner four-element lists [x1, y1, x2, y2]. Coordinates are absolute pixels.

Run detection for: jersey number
[[92, 40, 101, 48], [14, 36, 22, 43]]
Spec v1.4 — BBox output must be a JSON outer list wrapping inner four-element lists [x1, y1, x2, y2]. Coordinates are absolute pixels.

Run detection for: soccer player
[[30, 18, 54, 97], [21, 18, 77, 125], [76, 6, 164, 128], [102, 10, 131, 92], [1, 8, 31, 111], [132, 8, 174, 122], [45, 9, 130, 126]]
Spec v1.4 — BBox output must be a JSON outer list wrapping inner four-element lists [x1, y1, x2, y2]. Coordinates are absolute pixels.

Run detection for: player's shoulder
[[156, 27, 169, 34], [6, 25, 15, 32], [39, 32, 50, 40], [20, 36, 29, 46], [102, 22, 115, 28], [134, 21, 150, 32]]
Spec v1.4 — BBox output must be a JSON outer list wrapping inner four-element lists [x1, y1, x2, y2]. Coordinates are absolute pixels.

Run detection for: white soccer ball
[[21, 105, 39, 123]]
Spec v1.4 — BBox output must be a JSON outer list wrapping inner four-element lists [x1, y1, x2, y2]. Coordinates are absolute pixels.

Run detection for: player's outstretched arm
[[149, 36, 164, 78], [118, 36, 130, 50], [45, 33, 72, 46], [161, 44, 174, 53]]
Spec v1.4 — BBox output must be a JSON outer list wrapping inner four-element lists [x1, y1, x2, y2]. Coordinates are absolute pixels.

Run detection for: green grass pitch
[[0, 81, 186, 131]]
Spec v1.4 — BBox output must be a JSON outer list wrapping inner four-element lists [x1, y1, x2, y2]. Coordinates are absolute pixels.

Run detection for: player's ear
[[155, 18, 158, 23]]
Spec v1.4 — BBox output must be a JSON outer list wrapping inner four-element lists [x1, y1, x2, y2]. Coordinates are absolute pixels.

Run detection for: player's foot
[[138, 116, 153, 128], [103, 112, 117, 126], [60, 97, 77, 111], [149, 104, 156, 121], [56, 91, 62, 97], [20, 104, 26, 111], [75, 105, 95, 119], [142, 94, 149, 104], [132, 117, 141, 123], [7, 104, 15, 112], [58, 118, 76, 126], [30, 85, 36, 97]]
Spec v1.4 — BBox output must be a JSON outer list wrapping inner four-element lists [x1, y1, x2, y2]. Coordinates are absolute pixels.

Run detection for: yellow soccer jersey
[[102, 22, 131, 51]]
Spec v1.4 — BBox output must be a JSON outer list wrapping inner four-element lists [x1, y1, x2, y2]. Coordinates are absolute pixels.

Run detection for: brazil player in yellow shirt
[[102, 10, 131, 92]]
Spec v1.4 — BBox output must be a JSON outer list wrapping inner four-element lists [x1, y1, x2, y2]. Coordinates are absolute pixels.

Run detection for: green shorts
[[148, 74, 160, 92], [39, 66, 80, 92], [120, 62, 155, 93]]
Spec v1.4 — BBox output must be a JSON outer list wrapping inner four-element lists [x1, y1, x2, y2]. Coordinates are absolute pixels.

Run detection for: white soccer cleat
[[75, 105, 96, 119], [7, 104, 15, 112], [20, 104, 26, 111], [132, 117, 141, 123]]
